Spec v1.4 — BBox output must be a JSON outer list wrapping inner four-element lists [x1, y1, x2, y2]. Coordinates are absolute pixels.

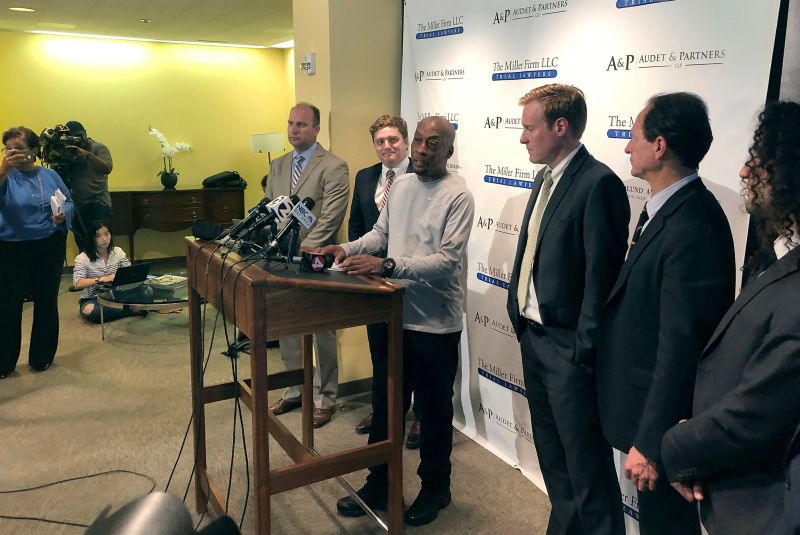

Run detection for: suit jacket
[[347, 161, 413, 242], [596, 178, 735, 464], [784, 420, 800, 535], [265, 144, 350, 248], [506, 145, 630, 368], [660, 245, 800, 535]]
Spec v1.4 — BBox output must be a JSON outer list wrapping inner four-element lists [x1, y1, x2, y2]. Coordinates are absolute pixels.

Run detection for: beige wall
[[292, 0, 404, 385]]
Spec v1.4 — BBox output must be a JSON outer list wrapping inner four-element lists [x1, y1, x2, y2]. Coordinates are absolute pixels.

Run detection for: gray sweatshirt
[[342, 171, 474, 334]]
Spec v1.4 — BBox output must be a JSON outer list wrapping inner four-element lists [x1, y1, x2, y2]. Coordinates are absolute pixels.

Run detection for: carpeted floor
[[0, 274, 550, 534]]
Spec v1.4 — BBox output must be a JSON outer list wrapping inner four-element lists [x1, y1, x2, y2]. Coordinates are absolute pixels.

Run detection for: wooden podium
[[186, 239, 406, 534]]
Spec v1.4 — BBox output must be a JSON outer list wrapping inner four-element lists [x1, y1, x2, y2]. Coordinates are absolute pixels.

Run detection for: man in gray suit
[[265, 102, 350, 428]]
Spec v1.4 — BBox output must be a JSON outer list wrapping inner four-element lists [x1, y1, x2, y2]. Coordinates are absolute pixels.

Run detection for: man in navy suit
[[659, 100, 800, 535], [596, 93, 736, 535], [348, 115, 421, 448], [506, 84, 629, 535]]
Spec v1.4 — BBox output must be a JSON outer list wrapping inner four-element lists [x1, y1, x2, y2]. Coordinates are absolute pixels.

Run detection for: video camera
[[39, 124, 90, 183]]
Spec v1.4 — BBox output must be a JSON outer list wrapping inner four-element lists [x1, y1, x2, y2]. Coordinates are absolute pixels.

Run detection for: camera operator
[[63, 120, 113, 252]]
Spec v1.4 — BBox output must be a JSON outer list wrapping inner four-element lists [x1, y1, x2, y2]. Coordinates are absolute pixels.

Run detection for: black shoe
[[336, 484, 388, 517], [403, 488, 450, 526], [30, 362, 51, 373]]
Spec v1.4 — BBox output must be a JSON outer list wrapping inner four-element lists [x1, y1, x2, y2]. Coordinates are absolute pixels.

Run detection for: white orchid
[[148, 126, 193, 174]]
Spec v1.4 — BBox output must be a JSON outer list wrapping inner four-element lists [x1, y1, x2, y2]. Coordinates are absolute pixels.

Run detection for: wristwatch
[[381, 258, 396, 278]]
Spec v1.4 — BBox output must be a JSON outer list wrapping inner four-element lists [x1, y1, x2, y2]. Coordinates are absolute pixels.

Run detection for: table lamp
[[250, 132, 285, 165]]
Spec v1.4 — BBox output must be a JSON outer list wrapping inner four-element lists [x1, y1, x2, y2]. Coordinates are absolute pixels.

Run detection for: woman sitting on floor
[[72, 220, 143, 323]]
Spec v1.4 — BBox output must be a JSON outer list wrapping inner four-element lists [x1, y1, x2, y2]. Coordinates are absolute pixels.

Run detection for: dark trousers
[[0, 232, 67, 375], [367, 329, 460, 491], [637, 477, 700, 535], [521, 323, 624, 535], [79, 298, 136, 324], [72, 202, 112, 252], [366, 322, 421, 420]]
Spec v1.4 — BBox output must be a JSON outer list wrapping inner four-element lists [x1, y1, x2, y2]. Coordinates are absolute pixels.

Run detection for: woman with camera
[[0, 126, 74, 379], [72, 220, 141, 323]]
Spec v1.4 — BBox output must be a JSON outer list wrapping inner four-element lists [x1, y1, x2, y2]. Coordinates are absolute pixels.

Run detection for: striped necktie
[[516, 169, 554, 314], [379, 169, 396, 210], [291, 155, 305, 193]]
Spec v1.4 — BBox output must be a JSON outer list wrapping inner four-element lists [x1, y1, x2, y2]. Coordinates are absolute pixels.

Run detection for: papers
[[146, 274, 188, 290], [50, 188, 66, 215]]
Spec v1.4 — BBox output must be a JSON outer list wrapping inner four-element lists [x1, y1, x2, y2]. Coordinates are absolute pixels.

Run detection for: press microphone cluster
[[264, 197, 316, 256], [222, 194, 300, 243]]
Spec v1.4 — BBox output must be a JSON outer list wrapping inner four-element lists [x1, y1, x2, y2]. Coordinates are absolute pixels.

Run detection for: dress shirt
[[522, 143, 582, 323], [374, 157, 410, 206], [640, 173, 699, 234], [292, 142, 318, 176], [774, 233, 800, 260]]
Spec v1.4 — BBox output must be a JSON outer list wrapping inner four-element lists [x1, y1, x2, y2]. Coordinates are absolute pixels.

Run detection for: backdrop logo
[[622, 490, 639, 519], [473, 311, 517, 338], [476, 261, 510, 289], [484, 163, 533, 189], [477, 402, 533, 443], [484, 115, 522, 130], [476, 215, 520, 238], [492, 1, 569, 23], [415, 66, 466, 82], [617, 0, 675, 8], [607, 113, 634, 139], [417, 112, 459, 131], [626, 184, 651, 202], [607, 49, 726, 71], [416, 15, 464, 40], [492, 57, 558, 81]]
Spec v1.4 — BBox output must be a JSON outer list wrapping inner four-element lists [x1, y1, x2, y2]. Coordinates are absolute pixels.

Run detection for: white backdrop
[[401, 0, 782, 530]]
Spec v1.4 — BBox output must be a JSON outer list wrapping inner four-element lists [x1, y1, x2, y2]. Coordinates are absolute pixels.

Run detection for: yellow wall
[[292, 0, 403, 386], [0, 30, 293, 262]]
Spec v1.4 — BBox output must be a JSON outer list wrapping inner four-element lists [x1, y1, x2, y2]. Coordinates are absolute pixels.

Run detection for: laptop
[[107, 262, 152, 288]]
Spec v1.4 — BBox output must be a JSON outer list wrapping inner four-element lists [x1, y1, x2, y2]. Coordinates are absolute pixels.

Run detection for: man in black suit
[[660, 100, 800, 535], [506, 83, 629, 535], [596, 92, 736, 535], [348, 114, 421, 448]]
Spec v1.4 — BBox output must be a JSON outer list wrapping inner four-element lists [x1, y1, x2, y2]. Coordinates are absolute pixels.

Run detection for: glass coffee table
[[96, 281, 189, 341]]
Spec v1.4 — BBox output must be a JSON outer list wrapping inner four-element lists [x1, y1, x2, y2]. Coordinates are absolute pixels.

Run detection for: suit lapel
[[534, 146, 588, 253], [606, 178, 704, 303], [367, 163, 382, 203], [703, 245, 800, 354]]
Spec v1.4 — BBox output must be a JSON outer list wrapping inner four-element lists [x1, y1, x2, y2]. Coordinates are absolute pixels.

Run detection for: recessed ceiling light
[[139, 18, 151, 24], [9, 7, 36, 12], [29, 30, 267, 49], [270, 40, 294, 49]]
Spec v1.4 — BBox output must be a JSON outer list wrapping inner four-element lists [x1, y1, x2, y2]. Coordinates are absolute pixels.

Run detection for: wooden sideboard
[[109, 187, 244, 260]]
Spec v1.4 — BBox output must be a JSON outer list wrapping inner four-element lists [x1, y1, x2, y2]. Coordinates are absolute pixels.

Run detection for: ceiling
[[0, 0, 293, 47]]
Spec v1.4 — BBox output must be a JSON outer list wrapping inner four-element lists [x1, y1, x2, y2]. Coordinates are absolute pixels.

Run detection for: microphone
[[264, 197, 316, 255], [223, 196, 272, 241], [245, 194, 299, 237]]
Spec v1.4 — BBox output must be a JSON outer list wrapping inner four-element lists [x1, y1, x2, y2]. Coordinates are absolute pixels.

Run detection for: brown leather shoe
[[313, 406, 335, 428], [406, 420, 421, 449], [355, 412, 373, 434], [270, 397, 302, 416]]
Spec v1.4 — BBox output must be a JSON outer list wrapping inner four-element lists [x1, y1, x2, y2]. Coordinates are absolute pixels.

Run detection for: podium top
[[186, 238, 401, 296]]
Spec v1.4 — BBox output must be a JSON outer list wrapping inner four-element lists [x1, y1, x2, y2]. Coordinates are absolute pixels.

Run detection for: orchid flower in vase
[[148, 126, 193, 190]]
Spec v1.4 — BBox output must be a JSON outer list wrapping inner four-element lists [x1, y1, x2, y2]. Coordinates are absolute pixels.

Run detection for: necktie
[[291, 155, 305, 193], [379, 169, 396, 210], [516, 169, 554, 313], [629, 204, 649, 250]]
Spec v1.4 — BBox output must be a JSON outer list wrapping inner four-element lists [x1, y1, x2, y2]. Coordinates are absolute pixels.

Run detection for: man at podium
[[320, 115, 475, 527]]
